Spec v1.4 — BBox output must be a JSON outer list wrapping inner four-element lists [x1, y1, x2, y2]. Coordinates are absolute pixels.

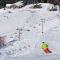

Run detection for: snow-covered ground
[[0, 2, 60, 60]]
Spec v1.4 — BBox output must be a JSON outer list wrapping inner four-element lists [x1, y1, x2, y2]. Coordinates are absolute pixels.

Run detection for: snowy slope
[[0, 3, 60, 60]]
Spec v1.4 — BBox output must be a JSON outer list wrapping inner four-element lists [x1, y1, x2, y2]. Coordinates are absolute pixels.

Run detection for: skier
[[41, 42, 52, 54]]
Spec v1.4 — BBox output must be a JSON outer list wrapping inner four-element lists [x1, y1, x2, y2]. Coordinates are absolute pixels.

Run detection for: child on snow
[[41, 42, 52, 54]]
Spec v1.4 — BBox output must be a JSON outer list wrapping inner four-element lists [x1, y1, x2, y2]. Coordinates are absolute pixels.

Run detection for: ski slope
[[0, 3, 60, 60]]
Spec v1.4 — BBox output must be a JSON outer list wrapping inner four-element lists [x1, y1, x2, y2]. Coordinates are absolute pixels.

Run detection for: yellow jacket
[[41, 42, 48, 49]]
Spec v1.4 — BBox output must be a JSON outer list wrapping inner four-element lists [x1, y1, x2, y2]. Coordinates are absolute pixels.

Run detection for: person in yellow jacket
[[41, 42, 52, 54]]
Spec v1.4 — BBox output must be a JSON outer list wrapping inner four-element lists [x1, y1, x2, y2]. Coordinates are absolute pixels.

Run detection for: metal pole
[[16, 28, 21, 41], [41, 19, 45, 39], [41, 19, 46, 40], [19, 29, 20, 41], [42, 19, 43, 35]]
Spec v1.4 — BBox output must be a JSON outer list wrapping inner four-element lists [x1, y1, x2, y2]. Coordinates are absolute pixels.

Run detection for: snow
[[14, 1, 23, 6], [0, 2, 60, 60], [6, 4, 13, 7]]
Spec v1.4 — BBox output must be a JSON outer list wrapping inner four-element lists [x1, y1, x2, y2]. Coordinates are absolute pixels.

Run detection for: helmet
[[42, 42, 45, 43]]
